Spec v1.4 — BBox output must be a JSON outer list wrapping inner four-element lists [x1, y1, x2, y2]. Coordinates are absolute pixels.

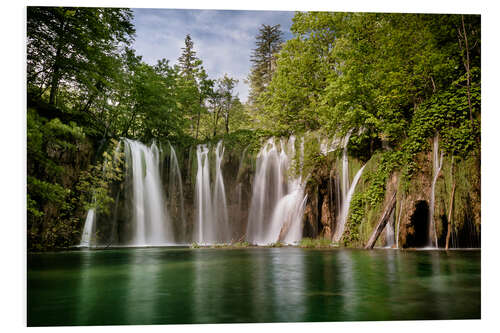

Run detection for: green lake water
[[27, 247, 480, 326]]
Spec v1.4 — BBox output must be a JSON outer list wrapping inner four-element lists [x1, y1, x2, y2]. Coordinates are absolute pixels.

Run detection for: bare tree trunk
[[49, 18, 67, 105], [49, 56, 61, 105], [81, 82, 103, 113], [365, 192, 397, 249], [213, 106, 221, 138], [459, 15, 473, 122]]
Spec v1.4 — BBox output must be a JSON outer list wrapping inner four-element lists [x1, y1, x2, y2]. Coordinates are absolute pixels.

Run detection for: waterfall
[[385, 209, 395, 248], [246, 139, 284, 244], [341, 132, 352, 205], [80, 208, 95, 247], [333, 164, 366, 242], [320, 136, 341, 156], [167, 143, 186, 242], [194, 141, 230, 244], [246, 137, 306, 245], [195, 145, 212, 243], [78, 133, 374, 248], [395, 200, 403, 249], [80, 140, 122, 248], [331, 130, 365, 243], [429, 135, 444, 248], [213, 141, 229, 241], [124, 139, 174, 246]]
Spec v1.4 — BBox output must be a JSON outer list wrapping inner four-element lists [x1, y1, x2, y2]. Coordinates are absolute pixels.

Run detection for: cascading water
[[80, 207, 95, 247], [195, 145, 212, 243], [332, 131, 366, 243], [333, 164, 366, 242], [429, 135, 444, 248], [385, 210, 395, 248], [79, 133, 371, 248], [246, 137, 306, 245], [341, 131, 352, 205], [80, 141, 122, 248], [246, 139, 285, 244], [194, 141, 230, 244], [167, 143, 186, 242], [319, 136, 341, 156], [124, 139, 174, 246], [213, 141, 229, 241]]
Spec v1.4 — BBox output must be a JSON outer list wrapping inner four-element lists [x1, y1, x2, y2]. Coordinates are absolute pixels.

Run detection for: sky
[[132, 8, 296, 103]]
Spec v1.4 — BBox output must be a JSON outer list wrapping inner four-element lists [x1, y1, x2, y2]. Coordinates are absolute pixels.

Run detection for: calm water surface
[[27, 247, 480, 326]]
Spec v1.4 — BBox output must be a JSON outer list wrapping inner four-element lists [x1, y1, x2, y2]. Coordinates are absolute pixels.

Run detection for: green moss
[[232, 241, 251, 248], [299, 237, 337, 248]]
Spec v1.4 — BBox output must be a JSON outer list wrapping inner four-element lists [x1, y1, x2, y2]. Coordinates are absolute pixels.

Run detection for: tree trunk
[[49, 18, 67, 105], [49, 61, 61, 105], [81, 82, 103, 113], [213, 106, 220, 138], [365, 192, 397, 249], [195, 97, 201, 140], [458, 15, 473, 122]]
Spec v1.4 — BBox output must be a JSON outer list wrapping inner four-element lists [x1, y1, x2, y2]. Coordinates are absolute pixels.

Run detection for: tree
[[247, 24, 283, 106], [177, 34, 212, 140], [219, 75, 238, 134], [27, 7, 135, 106], [208, 74, 238, 137], [178, 34, 202, 79]]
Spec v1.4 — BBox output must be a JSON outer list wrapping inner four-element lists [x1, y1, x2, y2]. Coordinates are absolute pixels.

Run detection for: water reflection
[[337, 250, 357, 320], [76, 251, 93, 324], [28, 248, 480, 326], [125, 249, 160, 324], [269, 249, 306, 322]]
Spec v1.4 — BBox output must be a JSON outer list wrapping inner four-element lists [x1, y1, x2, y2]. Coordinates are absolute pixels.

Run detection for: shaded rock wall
[[396, 152, 480, 248], [301, 146, 480, 249], [302, 157, 338, 240]]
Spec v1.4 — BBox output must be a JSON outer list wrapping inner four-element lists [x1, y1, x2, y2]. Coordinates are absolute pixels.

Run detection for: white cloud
[[132, 8, 295, 102]]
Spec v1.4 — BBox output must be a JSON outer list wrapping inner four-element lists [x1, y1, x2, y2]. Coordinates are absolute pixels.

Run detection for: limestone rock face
[[302, 160, 337, 240], [397, 151, 480, 248]]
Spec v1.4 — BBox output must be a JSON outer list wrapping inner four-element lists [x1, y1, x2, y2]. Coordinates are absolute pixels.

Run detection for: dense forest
[[27, 8, 480, 250]]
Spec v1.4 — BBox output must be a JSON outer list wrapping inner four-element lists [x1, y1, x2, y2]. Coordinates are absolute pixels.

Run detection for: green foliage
[[255, 12, 480, 168], [27, 107, 90, 251], [207, 74, 239, 136], [248, 24, 284, 107], [26, 9, 481, 250], [299, 237, 336, 248], [406, 71, 480, 158], [342, 150, 402, 246], [178, 34, 202, 79], [75, 139, 124, 215], [364, 151, 404, 206], [297, 134, 323, 179], [210, 129, 271, 156], [231, 241, 250, 248], [343, 193, 365, 246], [27, 7, 135, 106]]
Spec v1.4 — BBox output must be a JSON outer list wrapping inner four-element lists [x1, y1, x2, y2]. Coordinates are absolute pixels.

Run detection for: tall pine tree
[[177, 34, 213, 139], [247, 24, 283, 106], [178, 34, 202, 78]]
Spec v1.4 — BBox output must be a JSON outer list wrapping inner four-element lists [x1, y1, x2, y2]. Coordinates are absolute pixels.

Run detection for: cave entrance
[[407, 200, 430, 248]]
